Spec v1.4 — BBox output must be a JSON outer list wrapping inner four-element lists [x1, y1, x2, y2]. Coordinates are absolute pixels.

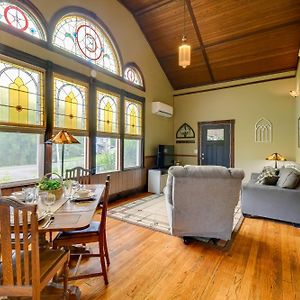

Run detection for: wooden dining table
[[38, 184, 105, 233], [37, 184, 105, 300]]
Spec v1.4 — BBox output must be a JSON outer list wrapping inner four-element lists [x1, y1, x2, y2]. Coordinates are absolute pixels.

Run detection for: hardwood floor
[[73, 193, 300, 300]]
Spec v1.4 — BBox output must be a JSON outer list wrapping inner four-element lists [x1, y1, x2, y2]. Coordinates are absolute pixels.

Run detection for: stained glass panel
[[124, 66, 143, 87], [97, 89, 119, 134], [54, 77, 87, 131], [0, 1, 46, 40], [0, 59, 44, 127], [124, 98, 142, 136], [53, 15, 121, 75]]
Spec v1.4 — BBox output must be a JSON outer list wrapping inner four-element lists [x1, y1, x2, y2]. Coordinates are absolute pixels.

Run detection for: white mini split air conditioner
[[152, 102, 173, 118]]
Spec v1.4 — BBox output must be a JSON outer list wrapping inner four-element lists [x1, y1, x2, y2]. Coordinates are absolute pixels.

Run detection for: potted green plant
[[38, 173, 63, 200]]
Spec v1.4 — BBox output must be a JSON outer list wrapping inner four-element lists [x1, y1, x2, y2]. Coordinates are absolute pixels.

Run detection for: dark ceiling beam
[[185, 0, 215, 82], [135, 0, 175, 16]]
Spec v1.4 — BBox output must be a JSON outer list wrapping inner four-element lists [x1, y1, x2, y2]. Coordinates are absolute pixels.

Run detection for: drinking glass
[[22, 187, 36, 203], [64, 180, 75, 199], [40, 192, 55, 216]]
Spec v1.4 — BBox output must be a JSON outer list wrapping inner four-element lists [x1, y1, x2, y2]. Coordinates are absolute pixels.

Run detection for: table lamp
[[47, 130, 80, 177], [265, 152, 286, 169]]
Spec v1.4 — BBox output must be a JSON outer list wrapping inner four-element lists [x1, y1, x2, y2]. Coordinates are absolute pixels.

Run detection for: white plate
[[71, 192, 96, 201], [11, 191, 25, 201]]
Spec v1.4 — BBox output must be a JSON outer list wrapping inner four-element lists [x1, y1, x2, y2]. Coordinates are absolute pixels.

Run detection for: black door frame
[[198, 119, 235, 167]]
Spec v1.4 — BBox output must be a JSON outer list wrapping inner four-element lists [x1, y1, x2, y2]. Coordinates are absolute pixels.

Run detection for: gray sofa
[[241, 173, 300, 224], [164, 165, 245, 241]]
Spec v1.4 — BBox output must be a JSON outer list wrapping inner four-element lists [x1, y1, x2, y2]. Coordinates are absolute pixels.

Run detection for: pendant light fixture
[[178, 0, 191, 68]]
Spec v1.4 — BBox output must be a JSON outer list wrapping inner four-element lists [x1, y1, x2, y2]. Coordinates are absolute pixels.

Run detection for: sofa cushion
[[277, 168, 300, 189]]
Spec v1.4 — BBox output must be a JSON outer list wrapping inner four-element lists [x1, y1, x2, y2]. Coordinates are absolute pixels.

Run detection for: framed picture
[[298, 118, 300, 148]]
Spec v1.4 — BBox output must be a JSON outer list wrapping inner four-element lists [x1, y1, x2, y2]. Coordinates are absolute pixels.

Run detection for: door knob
[[201, 153, 205, 160]]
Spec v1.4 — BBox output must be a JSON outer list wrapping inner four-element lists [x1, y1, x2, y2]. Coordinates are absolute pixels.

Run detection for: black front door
[[199, 121, 234, 168]]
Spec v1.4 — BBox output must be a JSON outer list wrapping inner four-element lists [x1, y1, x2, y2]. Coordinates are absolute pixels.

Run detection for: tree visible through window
[[0, 58, 44, 184], [52, 15, 121, 75], [0, 1, 46, 40], [124, 98, 143, 168], [96, 89, 120, 172]]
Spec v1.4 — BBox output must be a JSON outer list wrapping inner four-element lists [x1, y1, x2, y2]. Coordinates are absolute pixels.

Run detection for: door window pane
[[0, 132, 43, 183], [52, 136, 87, 175], [207, 129, 224, 141], [124, 139, 141, 169], [96, 137, 119, 173]]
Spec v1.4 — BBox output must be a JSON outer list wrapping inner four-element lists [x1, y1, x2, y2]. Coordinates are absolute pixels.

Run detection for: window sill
[[95, 169, 120, 175], [1, 179, 38, 189], [95, 168, 144, 175]]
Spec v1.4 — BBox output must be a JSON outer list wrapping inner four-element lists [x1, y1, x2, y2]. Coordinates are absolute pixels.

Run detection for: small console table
[[148, 169, 168, 194]]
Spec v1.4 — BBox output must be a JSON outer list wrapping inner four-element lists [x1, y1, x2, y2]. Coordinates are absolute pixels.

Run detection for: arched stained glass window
[[54, 76, 87, 131], [124, 65, 143, 87], [125, 99, 142, 136], [52, 15, 121, 75], [0, 1, 46, 40], [0, 58, 44, 127], [97, 89, 119, 134]]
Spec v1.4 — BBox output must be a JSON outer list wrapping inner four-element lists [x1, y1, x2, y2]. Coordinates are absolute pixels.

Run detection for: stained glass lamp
[[47, 130, 80, 177], [266, 152, 286, 169]]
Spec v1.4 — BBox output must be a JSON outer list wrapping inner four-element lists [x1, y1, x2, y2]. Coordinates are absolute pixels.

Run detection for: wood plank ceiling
[[119, 0, 300, 90]]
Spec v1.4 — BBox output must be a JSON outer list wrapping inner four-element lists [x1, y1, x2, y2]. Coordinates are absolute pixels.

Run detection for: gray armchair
[[164, 165, 245, 241]]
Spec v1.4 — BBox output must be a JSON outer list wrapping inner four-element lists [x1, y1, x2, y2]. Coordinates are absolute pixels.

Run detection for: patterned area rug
[[108, 194, 243, 245]]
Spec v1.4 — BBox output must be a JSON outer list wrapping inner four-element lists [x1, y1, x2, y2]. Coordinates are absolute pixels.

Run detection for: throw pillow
[[256, 166, 276, 184], [263, 175, 279, 186], [277, 168, 300, 189]]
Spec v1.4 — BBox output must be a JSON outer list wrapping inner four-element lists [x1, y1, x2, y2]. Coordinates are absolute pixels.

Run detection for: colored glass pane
[[125, 99, 142, 136], [0, 1, 46, 40], [124, 66, 143, 87], [0, 59, 44, 127], [97, 90, 119, 134], [54, 77, 87, 131], [53, 15, 121, 75]]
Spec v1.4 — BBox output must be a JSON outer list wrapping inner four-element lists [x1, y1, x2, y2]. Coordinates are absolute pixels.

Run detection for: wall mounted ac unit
[[152, 102, 173, 118]]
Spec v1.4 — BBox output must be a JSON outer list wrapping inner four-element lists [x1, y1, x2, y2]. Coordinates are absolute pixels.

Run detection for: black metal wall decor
[[176, 123, 195, 143]]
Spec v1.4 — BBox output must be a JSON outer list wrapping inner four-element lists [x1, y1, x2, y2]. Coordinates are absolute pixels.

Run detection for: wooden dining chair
[[0, 197, 70, 300], [53, 176, 110, 284], [65, 167, 92, 184]]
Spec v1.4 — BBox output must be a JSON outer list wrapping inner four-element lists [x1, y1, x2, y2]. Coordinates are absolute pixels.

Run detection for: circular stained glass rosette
[[76, 24, 103, 61], [4, 5, 28, 31]]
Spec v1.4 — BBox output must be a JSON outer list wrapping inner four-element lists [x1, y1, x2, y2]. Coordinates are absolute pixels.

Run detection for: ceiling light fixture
[[178, 0, 191, 68]]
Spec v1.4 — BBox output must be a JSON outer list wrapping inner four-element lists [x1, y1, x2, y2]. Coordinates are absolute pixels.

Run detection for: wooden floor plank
[[67, 194, 300, 300]]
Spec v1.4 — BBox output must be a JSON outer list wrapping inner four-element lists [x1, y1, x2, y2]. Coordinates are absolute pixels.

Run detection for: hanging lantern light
[[179, 36, 191, 68], [178, 0, 191, 68]]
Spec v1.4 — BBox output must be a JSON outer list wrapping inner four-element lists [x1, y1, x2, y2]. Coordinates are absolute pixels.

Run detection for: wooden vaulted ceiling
[[119, 0, 300, 90]]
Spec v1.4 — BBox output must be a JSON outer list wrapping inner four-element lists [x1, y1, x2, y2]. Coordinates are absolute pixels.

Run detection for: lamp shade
[[265, 152, 286, 161], [179, 41, 191, 68], [48, 130, 80, 145]]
